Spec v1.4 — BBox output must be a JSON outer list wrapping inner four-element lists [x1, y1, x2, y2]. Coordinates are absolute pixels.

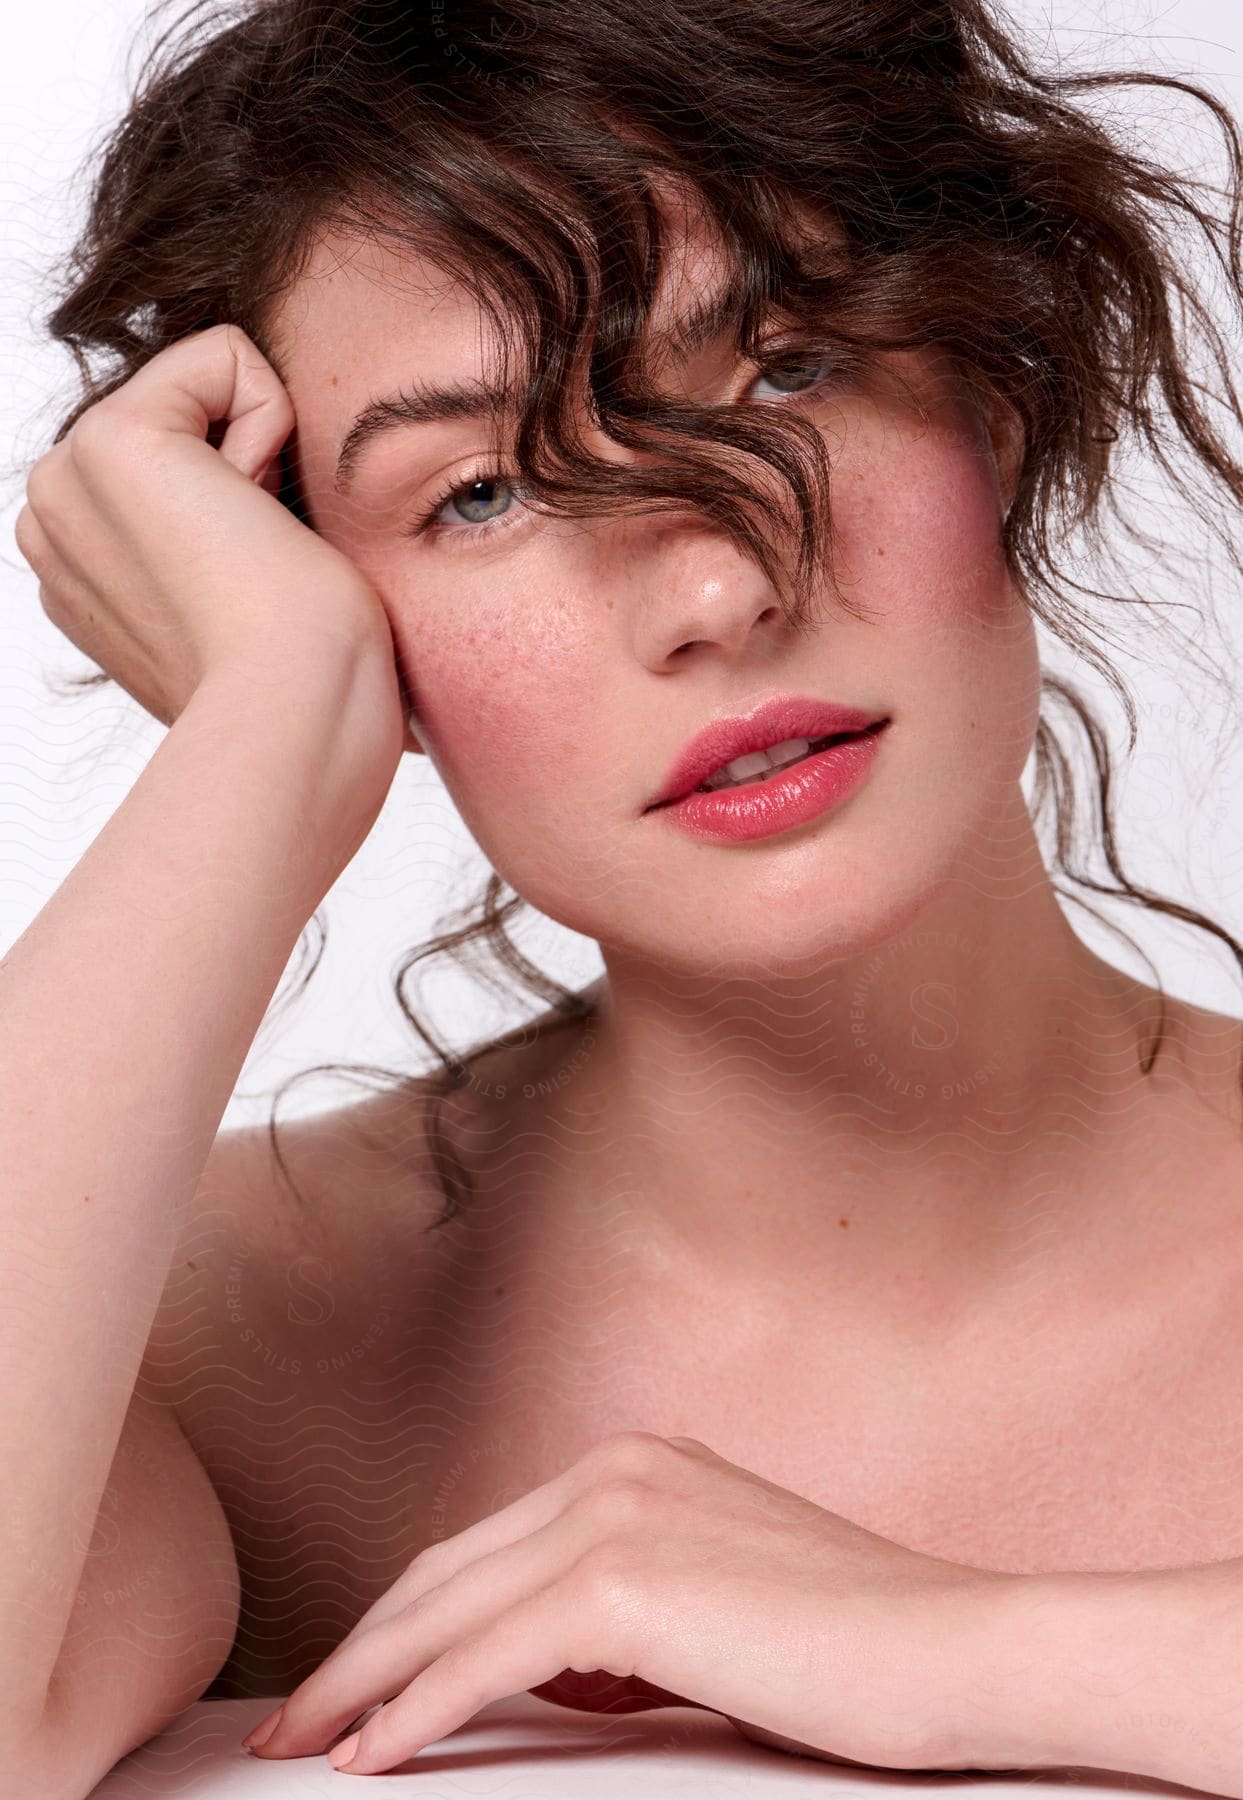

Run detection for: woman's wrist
[[191, 640, 404, 816], [966, 1561, 1243, 1790], [170, 658, 400, 911]]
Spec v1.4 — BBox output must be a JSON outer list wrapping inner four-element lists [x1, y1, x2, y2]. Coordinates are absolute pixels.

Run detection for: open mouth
[[649, 718, 889, 810]]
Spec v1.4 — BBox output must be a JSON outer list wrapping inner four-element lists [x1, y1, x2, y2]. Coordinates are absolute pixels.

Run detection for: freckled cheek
[[835, 436, 1038, 762], [836, 437, 1014, 630], [392, 614, 597, 798]]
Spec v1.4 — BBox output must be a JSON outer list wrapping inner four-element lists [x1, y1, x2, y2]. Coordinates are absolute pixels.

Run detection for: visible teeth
[[701, 736, 814, 792], [764, 737, 814, 768]]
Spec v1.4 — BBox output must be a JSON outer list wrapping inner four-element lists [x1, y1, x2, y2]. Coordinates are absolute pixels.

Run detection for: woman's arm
[[974, 1555, 1243, 1795], [1, 653, 393, 1752]]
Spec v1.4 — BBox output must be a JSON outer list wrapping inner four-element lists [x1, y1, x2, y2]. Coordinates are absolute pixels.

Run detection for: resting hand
[[242, 1429, 1010, 1776]]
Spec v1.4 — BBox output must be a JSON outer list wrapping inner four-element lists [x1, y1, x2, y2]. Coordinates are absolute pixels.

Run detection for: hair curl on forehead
[[261, 164, 865, 632], [28, 0, 1243, 1221]]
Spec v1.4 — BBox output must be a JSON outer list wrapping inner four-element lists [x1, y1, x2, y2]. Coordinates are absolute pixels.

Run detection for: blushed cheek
[[829, 399, 1039, 774], [919, 449, 1014, 624], [836, 417, 1015, 632], [905, 436, 1041, 758], [393, 605, 596, 802]]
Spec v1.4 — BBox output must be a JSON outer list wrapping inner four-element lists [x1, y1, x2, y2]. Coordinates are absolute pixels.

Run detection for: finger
[[309, 1448, 593, 1660], [13, 500, 45, 568], [265, 1437, 698, 1761], [328, 1576, 597, 1776], [309, 1482, 558, 1664], [14, 504, 54, 577], [103, 322, 293, 483], [261, 1495, 611, 1757], [337, 1434, 693, 1654]]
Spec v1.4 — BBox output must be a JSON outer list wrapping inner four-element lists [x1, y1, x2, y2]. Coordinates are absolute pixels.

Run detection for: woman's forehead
[[259, 176, 860, 529], [270, 187, 743, 376]]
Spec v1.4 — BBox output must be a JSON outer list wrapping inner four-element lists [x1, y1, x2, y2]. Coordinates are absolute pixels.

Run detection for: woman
[[8, 0, 1243, 1790]]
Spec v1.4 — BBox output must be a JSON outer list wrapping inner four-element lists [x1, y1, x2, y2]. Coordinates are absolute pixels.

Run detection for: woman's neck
[[573, 808, 1174, 1294]]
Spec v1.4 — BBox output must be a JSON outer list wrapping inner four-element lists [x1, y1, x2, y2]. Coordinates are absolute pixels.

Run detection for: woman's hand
[[14, 322, 408, 786], [242, 1430, 1015, 1777]]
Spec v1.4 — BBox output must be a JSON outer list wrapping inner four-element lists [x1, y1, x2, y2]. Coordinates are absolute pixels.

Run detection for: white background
[[3, 0, 1242, 1130]]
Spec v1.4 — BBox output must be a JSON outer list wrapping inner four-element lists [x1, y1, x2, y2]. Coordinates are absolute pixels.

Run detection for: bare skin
[[139, 972, 1243, 1707], [136, 186, 1243, 1706]]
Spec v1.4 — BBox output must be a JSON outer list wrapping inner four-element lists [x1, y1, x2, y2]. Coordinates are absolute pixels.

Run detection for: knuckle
[[13, 504, 39, 560], [207, 319, 277, 384], [590, 1429, 674, 1479], [581, 1477, 658, 1535], [38, 579, 67, 624], [23, 457, 60, 513], [406, 1538, 452, 1585], [160, 320, 233, 361], [68, 403, 120, 460], [221, 320, 262, 362]]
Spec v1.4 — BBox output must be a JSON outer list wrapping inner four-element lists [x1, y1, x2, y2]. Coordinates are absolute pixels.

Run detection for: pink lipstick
[[643, 694, 891, 845]]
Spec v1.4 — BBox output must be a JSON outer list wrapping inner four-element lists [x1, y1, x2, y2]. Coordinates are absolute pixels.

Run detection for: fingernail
[[242, 1703, 284, 1751], [328, 1729, 362, 1771]]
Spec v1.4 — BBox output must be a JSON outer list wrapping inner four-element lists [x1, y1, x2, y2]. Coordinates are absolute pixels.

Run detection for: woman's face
[[269, 202, 1037, 974]]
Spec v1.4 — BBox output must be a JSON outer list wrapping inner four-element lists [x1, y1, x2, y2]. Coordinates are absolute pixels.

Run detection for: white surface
[[85, 1693, 1133, 1798]]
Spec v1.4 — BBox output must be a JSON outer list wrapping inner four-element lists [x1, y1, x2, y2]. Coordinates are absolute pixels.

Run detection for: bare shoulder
[[137, 993, 603, 1416], [138, 1073, 455, 1412]]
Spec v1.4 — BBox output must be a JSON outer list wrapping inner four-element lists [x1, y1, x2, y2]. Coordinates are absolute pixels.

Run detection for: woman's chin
[[615, 895, 933, 977]]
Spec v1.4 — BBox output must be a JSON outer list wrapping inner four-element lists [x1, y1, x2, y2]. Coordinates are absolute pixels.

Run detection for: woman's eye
[[441, 476, 519, 525], [749, 357, 836, 399], [415, 356, 837, 545], [406, 469, 533, 546]]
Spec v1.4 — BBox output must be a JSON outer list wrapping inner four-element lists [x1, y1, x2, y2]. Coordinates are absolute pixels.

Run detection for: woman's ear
[[953, 359, 1024, 520], [985, 389, 1025, 519]]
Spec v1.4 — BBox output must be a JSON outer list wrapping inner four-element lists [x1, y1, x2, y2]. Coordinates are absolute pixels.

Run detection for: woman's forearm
[[972, 1555, 1243, 1795], [0, 651, 393, 1735]]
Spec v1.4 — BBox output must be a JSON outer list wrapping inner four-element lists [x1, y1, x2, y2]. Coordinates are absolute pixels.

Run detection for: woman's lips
[[646, 718, 891, 845], [645, 694, 889, 811]]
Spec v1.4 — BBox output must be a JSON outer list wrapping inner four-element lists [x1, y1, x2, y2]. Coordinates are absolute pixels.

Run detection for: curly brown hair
[[20, 0, 1243, 1228]]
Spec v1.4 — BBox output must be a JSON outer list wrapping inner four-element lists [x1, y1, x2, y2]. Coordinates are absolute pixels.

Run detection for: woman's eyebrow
[[334, 373, 509, 496], [332, 272, 755, 498]]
